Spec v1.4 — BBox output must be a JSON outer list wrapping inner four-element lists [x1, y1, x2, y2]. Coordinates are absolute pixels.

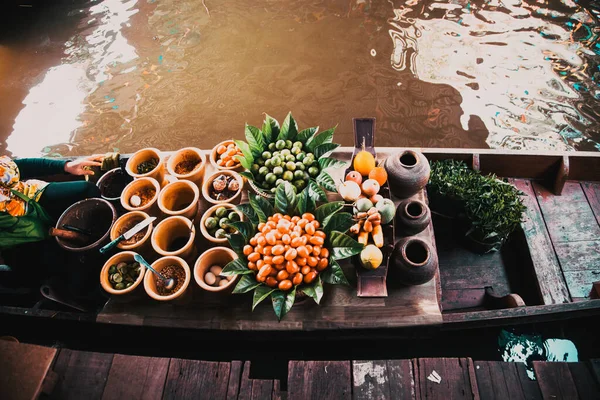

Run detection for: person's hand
[[64, 154, 104, 176]]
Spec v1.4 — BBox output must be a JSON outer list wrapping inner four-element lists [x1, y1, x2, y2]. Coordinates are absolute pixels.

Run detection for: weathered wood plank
[[474, 361, 529, 400], [533, 181, 600, 243], [564, 271, 600, 299], [510, 179, 570, 304], [163, 358, 229, 399], [413, 358, 479, 399], [582, 182, 600, 227], [227, 360, 243, 400], [554, 241, 600, 271], [51, 349, 114, 400], [386, 360, 414, 399], [288, 361, 351, 400], [0, 341, 57, 400], [532, 361, 579, 400], [515, 363, 542, 400], [352, 360, 390, 399], [101, 355, 169, 400], [568, 362, 600, 400], [237, 361, 253, 400], [272, 380, 284, 400], [251, 380, 274, 400]]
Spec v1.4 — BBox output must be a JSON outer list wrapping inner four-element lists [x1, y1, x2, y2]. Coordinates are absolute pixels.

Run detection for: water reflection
[[3, 0, 600, 156]]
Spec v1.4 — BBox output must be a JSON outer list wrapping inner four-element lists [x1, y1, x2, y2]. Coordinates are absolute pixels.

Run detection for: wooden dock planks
[[533, 182, 600, 301], [511, 179, 571, 305], [412, 357, 480, 399], [101, 355, 170, 400], [352, 360, 415, 399], [288, 361, 352, 400], [51, 349, 114, 400]]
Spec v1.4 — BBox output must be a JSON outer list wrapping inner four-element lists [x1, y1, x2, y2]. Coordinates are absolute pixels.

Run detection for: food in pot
[[117, 218, 149, 245], [129, 187, 156, 207], [108, 261, 141, 290], [209, 174, 240, 201], [243, 212, 329, 291], [215, 142, 242, 168], [174, 157, 201, 175], [136, 157, 159, 174], [155, 264, 185, 296], [203, 264, 233, 288], [204, 206, 240, 239]]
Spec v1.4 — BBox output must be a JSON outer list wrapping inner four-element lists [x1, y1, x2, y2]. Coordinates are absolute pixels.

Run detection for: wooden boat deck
[[2, 341, 599, 399], [2, 148, 600, 331]]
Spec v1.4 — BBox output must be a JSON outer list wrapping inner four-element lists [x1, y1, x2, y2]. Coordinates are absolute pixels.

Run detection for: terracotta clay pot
[[121, 177, 161, 217], [384, 149, 430, 199], [157, 180, 200, 220], [166, 147, 206, 188], [143, 255, 191, 301], [125, 147, 167, 188], [390, 237, 438, 285], [151, 216, 197, 261], [109, 211, 154, 256], [100, 251, 146, 295], [193, 247, 240, 293], [396, 199, 431, 236], [199, 203, 243, 245], [201, 170, 244, 205], [209, 140, 245, 172]]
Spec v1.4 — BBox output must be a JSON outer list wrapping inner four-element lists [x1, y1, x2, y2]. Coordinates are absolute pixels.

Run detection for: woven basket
[[247, 179, 275, 200]]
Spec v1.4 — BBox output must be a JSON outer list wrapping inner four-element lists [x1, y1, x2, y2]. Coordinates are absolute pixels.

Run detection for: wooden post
[[471, 153, 480, 172], [553, 155, 569, 195]]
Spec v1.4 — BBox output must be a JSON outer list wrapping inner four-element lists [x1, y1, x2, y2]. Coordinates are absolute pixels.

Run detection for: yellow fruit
[[354, 150, 376, 177], [360, 244, 383, 270]]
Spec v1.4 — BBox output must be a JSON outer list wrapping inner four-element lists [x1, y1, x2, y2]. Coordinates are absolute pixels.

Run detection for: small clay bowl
[[100, 251, 146, 295], [201, 170, 244, 205], [194, 247, 240, 293], [209, 140, 244, 172], [120, 177, 161, 216], [199, 203, 243, 244], [143, 255, 191, 301]]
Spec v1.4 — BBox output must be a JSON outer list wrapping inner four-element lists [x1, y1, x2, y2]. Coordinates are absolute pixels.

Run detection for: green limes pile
[[204, 206, 241, 239], [250, 140, 319, 193]]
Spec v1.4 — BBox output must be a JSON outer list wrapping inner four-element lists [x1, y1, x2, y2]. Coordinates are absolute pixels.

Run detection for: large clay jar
[[125, 147, 167, 188], [390, 237, 438, 285], [157, 180, 200, 221], [384, 149, 430, 199], [166, 147, 206, 188], [151, 216, 197, 262], [396, 199, 431, 236]]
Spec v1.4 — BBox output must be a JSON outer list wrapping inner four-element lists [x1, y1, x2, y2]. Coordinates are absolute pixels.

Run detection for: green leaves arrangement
[[427, 159, 527, 253], [221, 182, 363, 321], [234, 112, 347, 196]]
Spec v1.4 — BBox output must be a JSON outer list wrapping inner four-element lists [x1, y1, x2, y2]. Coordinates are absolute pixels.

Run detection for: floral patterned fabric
[[0, 156, 48, 217]]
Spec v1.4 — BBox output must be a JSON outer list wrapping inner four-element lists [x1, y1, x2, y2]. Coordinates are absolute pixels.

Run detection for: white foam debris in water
[[371, 49, 377, 57]]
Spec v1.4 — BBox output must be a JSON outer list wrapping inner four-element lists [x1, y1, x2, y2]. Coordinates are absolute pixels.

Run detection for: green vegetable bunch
[[427, 159, 526, 252], [234, 112, 346, 196]]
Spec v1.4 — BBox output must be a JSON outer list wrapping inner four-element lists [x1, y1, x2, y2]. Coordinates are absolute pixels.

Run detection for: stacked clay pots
[[384, 149, 438, 285]]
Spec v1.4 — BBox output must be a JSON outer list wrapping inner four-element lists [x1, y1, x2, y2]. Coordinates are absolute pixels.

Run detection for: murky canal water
[[1, 0, 599, 157]]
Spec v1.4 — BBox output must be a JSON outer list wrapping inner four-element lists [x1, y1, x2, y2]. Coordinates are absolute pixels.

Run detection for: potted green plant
[[427, 159, 526, 253], [220, 182, 363, 321], [234, 112, 346, 198]]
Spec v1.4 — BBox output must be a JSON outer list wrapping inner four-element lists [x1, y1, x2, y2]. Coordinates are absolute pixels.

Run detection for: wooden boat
[[2, 125, 600, 334]]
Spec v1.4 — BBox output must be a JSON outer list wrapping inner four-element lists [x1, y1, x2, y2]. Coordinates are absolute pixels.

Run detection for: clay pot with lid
[[125, 147, 167, 188], [157, 180, 200, 221], [384, 149, 430, 199], [390, 237, 438, 285], [396, 199, 431, 236], [166, 147, 206, 188]]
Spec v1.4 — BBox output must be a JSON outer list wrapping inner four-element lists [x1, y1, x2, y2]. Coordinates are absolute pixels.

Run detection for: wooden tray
[[345, 118, 395, 297]]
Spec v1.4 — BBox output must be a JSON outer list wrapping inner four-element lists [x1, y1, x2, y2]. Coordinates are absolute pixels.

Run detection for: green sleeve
[[14, 158, 69, 180]]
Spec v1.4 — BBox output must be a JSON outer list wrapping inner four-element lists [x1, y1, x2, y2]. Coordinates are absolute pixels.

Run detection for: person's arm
[[14, 158, 69, 180]]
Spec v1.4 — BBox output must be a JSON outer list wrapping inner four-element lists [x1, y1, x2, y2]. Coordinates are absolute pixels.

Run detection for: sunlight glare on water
[[2, 0, 600, 157]]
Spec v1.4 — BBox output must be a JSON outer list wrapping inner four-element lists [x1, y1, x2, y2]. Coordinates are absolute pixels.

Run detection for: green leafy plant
[[221, 182, 363, 321], [234, 112, 346, 196], [427, 159, 526, 253]]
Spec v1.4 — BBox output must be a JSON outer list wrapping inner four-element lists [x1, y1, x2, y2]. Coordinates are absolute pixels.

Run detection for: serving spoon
[[133, 254, 176, 291]]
